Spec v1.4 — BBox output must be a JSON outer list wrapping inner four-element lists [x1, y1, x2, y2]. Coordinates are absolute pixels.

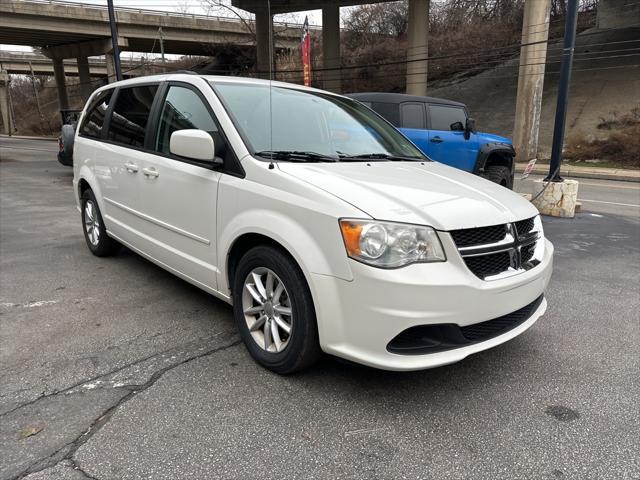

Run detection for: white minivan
[[73, 74, 553, 373]]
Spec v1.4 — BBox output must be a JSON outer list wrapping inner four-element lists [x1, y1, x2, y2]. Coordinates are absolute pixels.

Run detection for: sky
[[0, 0, 325, 53]]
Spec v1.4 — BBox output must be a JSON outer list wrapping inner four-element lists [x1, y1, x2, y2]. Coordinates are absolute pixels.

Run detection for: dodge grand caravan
[[73, 74, 553, 373]]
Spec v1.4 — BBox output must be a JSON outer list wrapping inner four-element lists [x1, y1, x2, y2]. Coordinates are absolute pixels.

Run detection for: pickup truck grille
[[449, 217, 540, 280]]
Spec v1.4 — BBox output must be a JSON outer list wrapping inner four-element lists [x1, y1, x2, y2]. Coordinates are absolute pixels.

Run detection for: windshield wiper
[[255, 150, 338, 162], [337, 153, 425, 162]]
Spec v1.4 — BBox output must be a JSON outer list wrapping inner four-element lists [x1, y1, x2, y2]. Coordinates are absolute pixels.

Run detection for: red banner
[[301, 16, 311, 86]]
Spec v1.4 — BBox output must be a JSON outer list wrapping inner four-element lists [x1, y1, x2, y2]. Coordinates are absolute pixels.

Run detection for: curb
[[515, 164, 640, 183], [0, 134, 58, 141]]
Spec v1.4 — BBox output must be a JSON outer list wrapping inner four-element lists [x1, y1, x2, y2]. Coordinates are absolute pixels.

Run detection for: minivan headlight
[[339, 219, 446, 268]]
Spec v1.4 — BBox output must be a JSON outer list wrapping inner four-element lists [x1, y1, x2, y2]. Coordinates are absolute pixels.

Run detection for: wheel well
[[78, 178, 91, 198], [484, 152, 513, 169], [226, 233, 293, 295]]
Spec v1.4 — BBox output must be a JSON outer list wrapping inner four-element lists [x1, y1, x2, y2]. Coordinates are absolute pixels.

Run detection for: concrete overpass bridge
[[0, 0, 307, 115], [0, 0, 304, 55], [0, 51, 145, 78]]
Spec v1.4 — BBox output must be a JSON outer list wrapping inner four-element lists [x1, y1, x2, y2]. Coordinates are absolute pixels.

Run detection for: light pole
[[107, 0, 123, 81], [546, 0, 579, 181]]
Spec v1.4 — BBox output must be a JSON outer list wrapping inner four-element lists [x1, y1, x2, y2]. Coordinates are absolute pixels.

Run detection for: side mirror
[[450, 121, 464, 132], [464, 118, 476, 140], [170, 129, 222, 166], [464, 118, 476, 133]]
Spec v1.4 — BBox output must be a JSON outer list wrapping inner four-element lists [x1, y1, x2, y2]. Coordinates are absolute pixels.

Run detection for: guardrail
[[14, 0, 320, 29]]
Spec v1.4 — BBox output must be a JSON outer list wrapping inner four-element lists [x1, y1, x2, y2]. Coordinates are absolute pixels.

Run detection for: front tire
[[482, 165, 513, 189], [81, 189, 120, 257], [233, 245, 321, 374]]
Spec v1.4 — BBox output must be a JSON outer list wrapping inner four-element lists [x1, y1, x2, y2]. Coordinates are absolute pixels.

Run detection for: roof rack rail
[[171, 70, 198, 75]]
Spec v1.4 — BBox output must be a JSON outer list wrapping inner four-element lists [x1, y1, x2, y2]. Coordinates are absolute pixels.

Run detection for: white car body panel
[[277, 161, 538, 230], [73, 74, 554, 371]]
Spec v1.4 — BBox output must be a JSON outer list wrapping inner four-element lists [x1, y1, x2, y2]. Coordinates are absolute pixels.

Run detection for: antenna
[[267, 0, 275, 170]]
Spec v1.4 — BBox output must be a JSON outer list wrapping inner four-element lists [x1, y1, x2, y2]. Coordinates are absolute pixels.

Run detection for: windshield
[[210, 82, 425, 161]]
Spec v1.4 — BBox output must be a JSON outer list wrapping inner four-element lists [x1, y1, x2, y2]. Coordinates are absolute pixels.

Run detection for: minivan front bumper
[[311, 238, 553, 371]]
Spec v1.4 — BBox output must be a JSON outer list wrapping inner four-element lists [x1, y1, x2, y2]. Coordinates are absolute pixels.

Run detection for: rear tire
[[81, 189, 120, 257], [233, 245, 321, 374], [58, 124, 75, 167], [482, 165, 513, 189]]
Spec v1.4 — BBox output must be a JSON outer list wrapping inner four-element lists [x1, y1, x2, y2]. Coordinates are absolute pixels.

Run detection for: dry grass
[[565, 109, 640, 168]]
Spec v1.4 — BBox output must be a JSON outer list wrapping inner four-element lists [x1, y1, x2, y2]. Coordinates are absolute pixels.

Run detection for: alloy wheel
[[84, 200, 100, 246], [242, 267, 293, 353]]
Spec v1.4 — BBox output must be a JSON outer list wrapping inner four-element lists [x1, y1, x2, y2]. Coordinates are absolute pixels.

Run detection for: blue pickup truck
[[347, 93, 516, 189]]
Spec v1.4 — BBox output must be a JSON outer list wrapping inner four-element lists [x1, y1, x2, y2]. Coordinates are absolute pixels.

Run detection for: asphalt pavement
[[1, 137, 639, 480]]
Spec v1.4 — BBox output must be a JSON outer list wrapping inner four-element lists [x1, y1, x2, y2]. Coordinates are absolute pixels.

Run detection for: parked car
[[347, 93, 516, 189], [73, 74, 553, 373]]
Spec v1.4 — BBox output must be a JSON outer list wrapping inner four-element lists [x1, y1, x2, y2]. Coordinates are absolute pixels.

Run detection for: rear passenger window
[[155, 86, 221, 157], [79, 89, 113, 139], [371, 102, 400, 127], [429, 105, 467, 131], [400, 103, 425, 129], [106, 85, 158, 147]]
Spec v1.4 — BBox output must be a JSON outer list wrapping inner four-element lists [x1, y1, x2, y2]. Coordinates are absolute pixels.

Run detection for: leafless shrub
[[565, 109, 640, 166], [597, 108, 640, 130]]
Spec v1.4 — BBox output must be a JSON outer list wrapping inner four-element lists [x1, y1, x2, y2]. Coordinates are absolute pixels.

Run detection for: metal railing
[[13, 0, 320, 30]]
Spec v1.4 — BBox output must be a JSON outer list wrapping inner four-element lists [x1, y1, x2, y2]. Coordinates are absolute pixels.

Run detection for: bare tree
[[200, 0, 256, 35]]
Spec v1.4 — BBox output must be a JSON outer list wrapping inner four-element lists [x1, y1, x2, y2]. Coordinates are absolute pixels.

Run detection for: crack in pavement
[[8, 338, 242, 480], [0, 333, 233, 417], [67, 458, 101, 480]]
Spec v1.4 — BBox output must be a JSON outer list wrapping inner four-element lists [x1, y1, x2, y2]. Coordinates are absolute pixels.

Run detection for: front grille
[[521, 242, 536, 264], [450, 224, 506, 247], [463, 251, 511, 278], [514, 217, 535, 237], [448, 216, 540, 280], [461, 295, 544, 341], [387, 295, 544, 355]]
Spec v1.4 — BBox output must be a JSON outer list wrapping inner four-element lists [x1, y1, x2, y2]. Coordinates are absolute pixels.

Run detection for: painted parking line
[[518, 177, 640, 190], [577, 182, 640, 190], [579, 199, 640, 208]]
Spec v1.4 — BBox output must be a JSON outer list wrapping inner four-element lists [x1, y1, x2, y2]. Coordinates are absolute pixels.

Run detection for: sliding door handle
[[142, 167, 159, 178], [124, 162, 139, 173]]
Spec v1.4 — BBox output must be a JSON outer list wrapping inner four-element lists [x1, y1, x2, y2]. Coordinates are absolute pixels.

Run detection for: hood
[[277, 161, 537, 231], [477, 131, 512, 145]]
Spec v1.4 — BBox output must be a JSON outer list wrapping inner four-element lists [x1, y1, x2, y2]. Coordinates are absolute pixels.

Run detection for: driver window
[[155, 86, 221, 156], [429, 105, 467, 131]]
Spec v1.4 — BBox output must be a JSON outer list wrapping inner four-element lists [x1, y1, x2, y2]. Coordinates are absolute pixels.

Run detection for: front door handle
[[430, 136, 444, 144], [142, 167, 159, 178], [124, 162, 139, 173]]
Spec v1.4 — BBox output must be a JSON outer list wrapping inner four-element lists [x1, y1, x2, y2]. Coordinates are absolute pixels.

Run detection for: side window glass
[[429, 105, 467, 131], [79, 89, 113, 139], [155, 86, 220, 156], [400, 103, 425, 129], [106, 85, 158, 147], [371, 102, 400, 127]]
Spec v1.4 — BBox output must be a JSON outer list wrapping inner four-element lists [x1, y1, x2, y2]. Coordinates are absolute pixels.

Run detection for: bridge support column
[[406, 0, 430, 96], [513, 0, 551, 164], [106, 53, 117, 83], [77, 56, 92, 100], [52, 57, 70, 111], [322, 5, 341, 93], [255, 7, 272, 79], [0, 71, 13, 136]]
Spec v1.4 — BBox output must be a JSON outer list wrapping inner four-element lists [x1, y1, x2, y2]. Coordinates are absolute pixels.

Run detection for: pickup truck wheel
[[233, 245, 321, 374], [482, 165, 513, 189], [81, 189, 120, 257]]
